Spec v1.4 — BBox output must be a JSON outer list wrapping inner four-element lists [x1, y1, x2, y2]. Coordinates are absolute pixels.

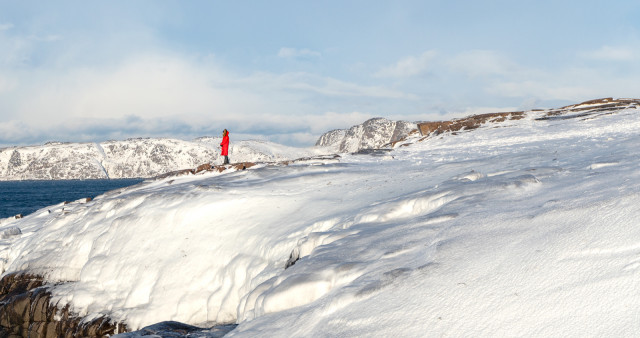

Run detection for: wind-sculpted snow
[[0, 138, 331, 181], [0, 100, 640, 336]]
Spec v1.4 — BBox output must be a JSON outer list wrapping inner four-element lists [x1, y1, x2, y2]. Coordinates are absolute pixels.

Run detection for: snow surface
[[1, 107, 640, 336]]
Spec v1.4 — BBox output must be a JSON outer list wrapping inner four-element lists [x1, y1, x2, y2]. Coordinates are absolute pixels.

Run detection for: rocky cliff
[[315, 118, 417, 153]]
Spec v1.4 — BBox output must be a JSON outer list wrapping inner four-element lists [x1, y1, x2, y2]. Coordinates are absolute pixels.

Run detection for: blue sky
[[1, 1, 639, 147]]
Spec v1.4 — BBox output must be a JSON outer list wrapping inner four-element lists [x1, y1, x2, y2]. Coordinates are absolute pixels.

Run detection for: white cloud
[[448, 50, 516, 77], [580, 45, 636, 61], [0, 77, 16, 93], [0, 120, 33, 145], [279, 73, 418, 99], [484, 67, 638, 103], [0, 51, 418, 146], [374, 51, 436, 78], [442, 49, 640, 104], [302, 111, 374, 134], [277, 47, 321, 59], [0, 31, 31, 67], [0, 23, 14, 31], [28, 34, 63, 42]]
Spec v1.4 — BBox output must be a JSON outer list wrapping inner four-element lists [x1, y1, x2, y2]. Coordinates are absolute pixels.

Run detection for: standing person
[[220, 129, 230, 165]]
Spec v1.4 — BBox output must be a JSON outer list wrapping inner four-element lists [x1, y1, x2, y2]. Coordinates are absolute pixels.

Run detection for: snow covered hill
[[0, 138, 331, 181], [316, 117, 416, 153], [0, 98, 640, 336]]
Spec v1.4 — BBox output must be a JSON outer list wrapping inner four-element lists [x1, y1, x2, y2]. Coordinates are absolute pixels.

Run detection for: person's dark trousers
[[223, 156, 230, 165]]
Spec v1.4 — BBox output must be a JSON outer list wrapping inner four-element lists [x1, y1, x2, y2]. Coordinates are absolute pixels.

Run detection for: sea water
[[0, 179, 144, 219]]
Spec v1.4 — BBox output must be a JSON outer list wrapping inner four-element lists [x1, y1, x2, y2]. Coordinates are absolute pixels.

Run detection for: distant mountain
[[315, 118, 417, 153], [0, 138, 328, 181]]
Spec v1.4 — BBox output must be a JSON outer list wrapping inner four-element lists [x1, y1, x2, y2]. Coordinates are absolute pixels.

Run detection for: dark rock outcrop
[[0, 274, 127, 338], [416, 98, 640, 139], [195, 163, 213, 173], [117, 321, 237, 338], [537, 97, 639, 121], [417, 111, 525, 137], [156, 154, 345, 181], [155, 162, 257, 180]]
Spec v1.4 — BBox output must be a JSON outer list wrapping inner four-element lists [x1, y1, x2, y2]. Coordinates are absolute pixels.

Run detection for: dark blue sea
[[0, 179, 144, 219]]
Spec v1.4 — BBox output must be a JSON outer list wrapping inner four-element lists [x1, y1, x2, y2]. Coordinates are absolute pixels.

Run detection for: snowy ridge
[[316, 118, 417, 153], [0, 99, 640, 336], [0, 138, 331, 181]]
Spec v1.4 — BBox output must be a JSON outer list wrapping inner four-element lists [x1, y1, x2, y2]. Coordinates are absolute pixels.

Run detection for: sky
[[1, 1, 639, 147]]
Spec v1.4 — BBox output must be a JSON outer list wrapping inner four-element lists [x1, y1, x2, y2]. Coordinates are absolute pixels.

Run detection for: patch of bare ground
[[417, 111, 525, 137], [537, 97, 640, 121], [415, 98, 640, 140], [156, 155, 341, 181], [0, 273, 127, 337]]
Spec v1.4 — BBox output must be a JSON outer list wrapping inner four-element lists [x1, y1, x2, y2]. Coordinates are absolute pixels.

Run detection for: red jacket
[[220, 134, 229, 156]]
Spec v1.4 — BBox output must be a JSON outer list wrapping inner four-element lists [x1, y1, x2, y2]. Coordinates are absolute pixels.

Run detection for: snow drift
[[0, 98, 639, 336]]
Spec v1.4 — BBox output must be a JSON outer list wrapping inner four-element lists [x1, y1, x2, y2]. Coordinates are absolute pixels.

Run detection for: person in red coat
[[220, 129, 230, 164]]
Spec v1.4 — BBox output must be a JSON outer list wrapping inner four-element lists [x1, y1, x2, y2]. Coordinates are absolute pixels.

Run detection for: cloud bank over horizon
[[1, 1, 639, 147]]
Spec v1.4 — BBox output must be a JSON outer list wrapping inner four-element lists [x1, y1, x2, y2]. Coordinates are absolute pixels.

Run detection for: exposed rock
[[116, 321, 237, 338], [285, 249, 300, 269], [415, 98, 640, 141], [211, 162, 256, 173], [155, 169, 195, 180], [8, 151, 21, 169], [354, 149, 394, 156], [537, 97, 639, 121], [0, 274, 127, 338], [156, 154, 343, 181], [316, 118, 417, 153], [280, 154, 342, 167], [195, 163, 212, 173], [232, 162, 255, 171], [417, 111, 525, 136], [155, 162, 257, 180]]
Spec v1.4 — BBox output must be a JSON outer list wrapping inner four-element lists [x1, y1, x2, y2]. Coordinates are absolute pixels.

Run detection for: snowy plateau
[[0, 98, 640, 336]]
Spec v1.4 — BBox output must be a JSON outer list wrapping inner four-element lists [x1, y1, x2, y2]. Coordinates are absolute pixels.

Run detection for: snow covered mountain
[[0, 98, 639, 337], [315, 117, 417, 153], [0, 138, 332, 181], [0, 118, 416, 181]]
